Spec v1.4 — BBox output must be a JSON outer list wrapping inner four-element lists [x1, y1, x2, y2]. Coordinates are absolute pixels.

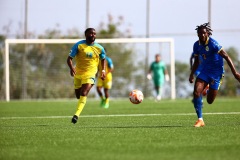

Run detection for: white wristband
[[102, 70, 105, 73]]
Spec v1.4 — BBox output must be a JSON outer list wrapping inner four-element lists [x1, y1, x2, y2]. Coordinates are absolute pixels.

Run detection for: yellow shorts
[[97, 73, 112, 89], [74, 75, 95, 89]]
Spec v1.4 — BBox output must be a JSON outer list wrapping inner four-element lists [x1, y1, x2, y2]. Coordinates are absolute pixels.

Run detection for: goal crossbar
[[4, 38, 175, 101]]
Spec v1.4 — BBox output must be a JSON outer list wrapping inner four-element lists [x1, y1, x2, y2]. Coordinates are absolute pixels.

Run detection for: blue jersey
[[193, 37, 223, 76], [191, 52, 203, 77]]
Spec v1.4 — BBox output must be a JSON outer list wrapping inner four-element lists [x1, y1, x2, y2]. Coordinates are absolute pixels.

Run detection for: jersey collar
[[198, 37, 210, 45]]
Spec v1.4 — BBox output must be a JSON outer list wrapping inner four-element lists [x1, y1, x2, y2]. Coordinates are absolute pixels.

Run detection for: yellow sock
[[105, 98, 109, 104], [75, 96, 87, 117]]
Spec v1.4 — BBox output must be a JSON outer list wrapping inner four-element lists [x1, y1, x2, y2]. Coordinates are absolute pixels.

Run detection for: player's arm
[[190, 54, 194, 70], [107, 58, 114, 73], [100, 58, 106, 80], [164, 66, 169, 81], [67, 56, 76, 77], [219, 49, 240, 82], [189, 55, 199, 83], [108, 66, 114, 73], [147, 64, 152, 80]]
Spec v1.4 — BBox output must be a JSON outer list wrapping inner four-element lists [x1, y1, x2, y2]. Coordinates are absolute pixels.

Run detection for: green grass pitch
[[0, 98, 240, 160]]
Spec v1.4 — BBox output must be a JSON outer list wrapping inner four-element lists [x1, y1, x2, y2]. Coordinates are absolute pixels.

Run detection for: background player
[[67, 28, 106, 124], [189, 22, 240, 127], [96, 48, 114, 108], [147, 54, 169, 101]]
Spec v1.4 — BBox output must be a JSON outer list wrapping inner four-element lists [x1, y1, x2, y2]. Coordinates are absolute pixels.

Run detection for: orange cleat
[[194, 120, 205, 127], [202, 85, 209, 96]]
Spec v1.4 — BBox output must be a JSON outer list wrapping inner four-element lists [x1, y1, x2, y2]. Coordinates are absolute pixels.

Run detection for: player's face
[[198, 28, 208, 44], [85, 29, 96, 44], [155, 55, 161, 62]]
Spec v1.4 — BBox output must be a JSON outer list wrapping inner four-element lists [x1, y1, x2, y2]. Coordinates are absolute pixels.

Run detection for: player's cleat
[[202, 85, 209, 96], [100, 99, 106, 107], [194, 120, 205, 127], [156, 95, 161, 101], [71, 115, 78, 124], [103, 102, 109, 109]]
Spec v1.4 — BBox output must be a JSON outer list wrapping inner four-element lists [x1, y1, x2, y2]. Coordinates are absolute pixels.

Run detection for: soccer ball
[[129, 89, 144, 104]]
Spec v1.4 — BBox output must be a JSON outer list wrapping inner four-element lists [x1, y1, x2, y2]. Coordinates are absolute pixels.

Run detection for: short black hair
[[84, 28, 95, 36], [195, 22, 212, 36]]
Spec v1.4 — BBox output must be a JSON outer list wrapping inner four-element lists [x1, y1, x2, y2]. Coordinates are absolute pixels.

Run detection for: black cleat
[[71, 115, 78, 124]]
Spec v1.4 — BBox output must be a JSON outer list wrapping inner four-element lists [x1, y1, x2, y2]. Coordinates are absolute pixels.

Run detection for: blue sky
[[1, 0, 240, 63]]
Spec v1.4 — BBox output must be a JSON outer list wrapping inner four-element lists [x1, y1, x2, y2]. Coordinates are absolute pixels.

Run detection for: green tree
[[220, 47, 240, 96], [174, 61, 193, 98]]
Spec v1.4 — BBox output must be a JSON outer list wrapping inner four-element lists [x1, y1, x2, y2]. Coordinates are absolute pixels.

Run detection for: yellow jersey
[[69, 40, 106, 78]]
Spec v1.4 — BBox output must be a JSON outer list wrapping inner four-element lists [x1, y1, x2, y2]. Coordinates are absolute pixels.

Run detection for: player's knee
[[193, 90, 201, 98], [81, 90, 89, 96]]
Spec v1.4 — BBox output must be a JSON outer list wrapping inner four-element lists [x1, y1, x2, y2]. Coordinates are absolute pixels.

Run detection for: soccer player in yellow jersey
[[96, 48, 114, 108], [67, 28, 106, 124]]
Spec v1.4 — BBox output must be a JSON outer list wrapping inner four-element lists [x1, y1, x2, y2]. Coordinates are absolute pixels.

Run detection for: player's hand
[[70, 68, 76, 77], [147, 74, 152, 80], [189, 74, 194, 83], [101, 72, 106, 80], [165, 74, 170, 82]]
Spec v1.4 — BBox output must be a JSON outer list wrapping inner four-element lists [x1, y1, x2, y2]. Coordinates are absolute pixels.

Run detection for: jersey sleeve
[[193, 41, 199, 57], [212, 40, 223, 53], [106, 57, 114, 69], [69, 42, 80, 58], [99, 47, 106, 60]]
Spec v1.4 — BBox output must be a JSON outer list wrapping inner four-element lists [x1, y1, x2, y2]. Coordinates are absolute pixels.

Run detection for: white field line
[[0, 112, 240, 120]]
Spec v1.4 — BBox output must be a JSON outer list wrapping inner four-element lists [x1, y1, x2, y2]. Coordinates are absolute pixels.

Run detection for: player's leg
[[72, 77, 95, 124], [103, 88, 110, 108], [202, 85, 209, 96], [102, 78, 112, 108], [193, 78, 206, 127], [75, 88, 81, 99], [206, 89, 218, 104], [77, 83, 94, 113], [153, 78, 159, 100], [74, 77, 82, 99], [97, 86, 105, 107], [96, 78, 105, 107], [154, 85, 161, 100], [97, 86, 103, 97], [206, 75, 223, 104]]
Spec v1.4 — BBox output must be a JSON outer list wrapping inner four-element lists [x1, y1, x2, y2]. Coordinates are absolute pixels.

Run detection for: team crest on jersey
[[205, 46, 209, 51]]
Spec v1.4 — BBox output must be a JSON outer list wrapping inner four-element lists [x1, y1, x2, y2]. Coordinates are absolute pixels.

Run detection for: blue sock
[[193, 95, 203, 119]]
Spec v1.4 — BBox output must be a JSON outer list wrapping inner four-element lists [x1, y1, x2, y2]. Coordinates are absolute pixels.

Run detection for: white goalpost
[[4, 38, 175, 101]]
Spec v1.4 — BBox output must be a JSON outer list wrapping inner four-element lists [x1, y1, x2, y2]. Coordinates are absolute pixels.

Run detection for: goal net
[[3, 38, 175, 101]]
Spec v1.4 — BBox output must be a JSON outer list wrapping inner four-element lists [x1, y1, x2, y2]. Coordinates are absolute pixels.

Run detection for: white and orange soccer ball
[[129, 89, 144, 104]]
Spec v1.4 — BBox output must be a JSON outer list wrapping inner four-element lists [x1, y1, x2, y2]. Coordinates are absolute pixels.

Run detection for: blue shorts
[[197, 72, 224, 90]]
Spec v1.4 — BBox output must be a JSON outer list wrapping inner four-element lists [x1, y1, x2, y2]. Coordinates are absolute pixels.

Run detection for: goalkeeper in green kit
[[147, 54, 169, 101]]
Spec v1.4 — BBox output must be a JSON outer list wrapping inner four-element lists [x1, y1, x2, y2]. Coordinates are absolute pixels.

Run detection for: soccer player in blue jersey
[[96, 49, 114, 108], [189, 22, 240, 127], [67, 28, 106, 124], [147, 54, 169, 101]]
